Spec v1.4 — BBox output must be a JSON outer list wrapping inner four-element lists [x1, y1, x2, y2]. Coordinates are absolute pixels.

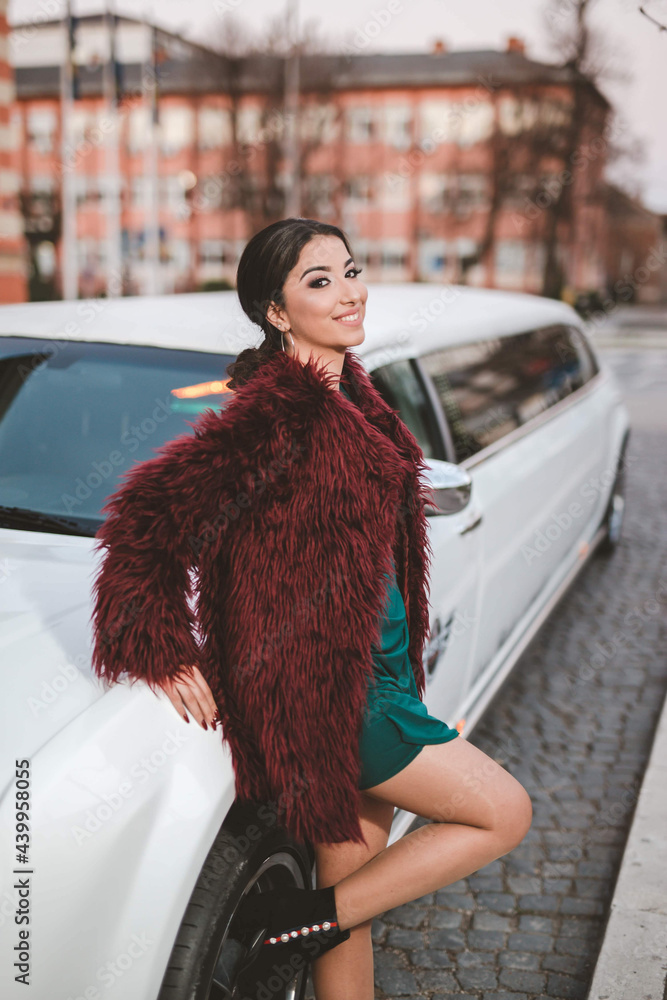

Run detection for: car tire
[[156, 798, 314, 1000], [597, 442, 628, 557]]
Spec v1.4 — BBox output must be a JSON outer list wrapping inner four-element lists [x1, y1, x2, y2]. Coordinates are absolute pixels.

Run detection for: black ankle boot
[[232, 884, 350, 992]]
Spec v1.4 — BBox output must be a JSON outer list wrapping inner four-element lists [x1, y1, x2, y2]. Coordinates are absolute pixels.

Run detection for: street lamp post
[[283, 0, 301, 217]]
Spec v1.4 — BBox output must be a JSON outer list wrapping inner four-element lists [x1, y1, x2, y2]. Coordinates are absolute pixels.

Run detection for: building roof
[[10, 11, 610, 107], [601, 181, 663, 223]]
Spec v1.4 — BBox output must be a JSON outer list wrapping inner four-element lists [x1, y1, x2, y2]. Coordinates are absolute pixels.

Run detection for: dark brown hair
[[226, 217, 355, 391]]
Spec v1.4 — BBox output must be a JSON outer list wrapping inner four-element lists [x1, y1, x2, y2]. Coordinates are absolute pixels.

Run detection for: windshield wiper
[[0, 505, 101, 538]]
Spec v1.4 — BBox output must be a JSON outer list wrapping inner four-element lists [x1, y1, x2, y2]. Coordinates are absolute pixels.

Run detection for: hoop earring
[[281, 329, 295, 354]]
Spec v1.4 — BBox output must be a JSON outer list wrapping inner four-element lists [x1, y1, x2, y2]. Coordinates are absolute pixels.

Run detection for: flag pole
[[144, 19, 160, 296], [103, 1, 122, 296], [59, 0, 78, 299], [284, 0, 300, 217]]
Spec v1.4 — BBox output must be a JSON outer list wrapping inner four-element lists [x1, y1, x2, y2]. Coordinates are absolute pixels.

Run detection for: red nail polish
[[203, 720, 208, 730], [183, 714, 190, 723]]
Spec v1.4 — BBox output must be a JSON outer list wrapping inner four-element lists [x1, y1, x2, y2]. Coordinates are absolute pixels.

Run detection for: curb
[[586, 686, 667, 999]]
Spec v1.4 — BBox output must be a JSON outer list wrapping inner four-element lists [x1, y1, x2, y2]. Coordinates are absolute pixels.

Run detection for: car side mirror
[[421, 458, 473, 516]]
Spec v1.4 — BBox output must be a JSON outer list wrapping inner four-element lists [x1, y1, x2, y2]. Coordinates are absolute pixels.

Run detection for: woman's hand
[[159, 664, 220, 731]]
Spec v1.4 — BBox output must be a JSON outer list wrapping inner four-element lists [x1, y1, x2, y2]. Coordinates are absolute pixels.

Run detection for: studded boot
[[231, 884, 350, 990]]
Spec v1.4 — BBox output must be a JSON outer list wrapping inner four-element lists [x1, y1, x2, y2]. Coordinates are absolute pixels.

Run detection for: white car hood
[[0, 527, 104, 781]]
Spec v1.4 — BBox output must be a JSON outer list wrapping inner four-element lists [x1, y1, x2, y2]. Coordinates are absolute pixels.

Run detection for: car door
[[369, 357, 483, 728], [419, 323, 607, 699]]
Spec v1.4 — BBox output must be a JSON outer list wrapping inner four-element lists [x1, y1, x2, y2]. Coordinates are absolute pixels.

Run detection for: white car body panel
[[0, 528, 238, 1000]]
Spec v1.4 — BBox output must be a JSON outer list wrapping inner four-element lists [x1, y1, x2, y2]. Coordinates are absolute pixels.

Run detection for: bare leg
[[312, 737, 532, 999], [311, 791, 395, 1000]]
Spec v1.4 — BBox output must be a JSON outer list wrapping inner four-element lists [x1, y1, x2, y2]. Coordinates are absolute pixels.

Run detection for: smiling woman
[[89, 217, 533, 1000], [226, 218, 368, 391]]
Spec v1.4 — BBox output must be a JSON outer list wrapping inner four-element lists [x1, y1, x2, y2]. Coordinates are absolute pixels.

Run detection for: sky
[[9, 0, 667, 213]]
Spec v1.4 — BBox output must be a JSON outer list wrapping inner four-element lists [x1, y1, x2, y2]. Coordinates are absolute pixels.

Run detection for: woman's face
[[266, 235, 368, 359]]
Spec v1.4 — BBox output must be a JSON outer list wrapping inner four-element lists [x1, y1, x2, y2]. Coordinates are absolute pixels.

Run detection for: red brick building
[[8, 12, 662, 302], [0, 0, 27, 302], [602, 183, 665, 304]]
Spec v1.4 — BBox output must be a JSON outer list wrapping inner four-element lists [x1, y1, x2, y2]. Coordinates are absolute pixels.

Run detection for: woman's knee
[[494, 778, 533, 851]]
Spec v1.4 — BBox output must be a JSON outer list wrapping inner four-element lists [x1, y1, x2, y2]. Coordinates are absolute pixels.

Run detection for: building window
[[167, 238, 191, 271], [26, 107, 57, 154], [499, 96, 572, 135], [70, 108, 99, 148], [419, 173, 450, 213], [73, 175, 102, 207], [130, 176, 148, 207], [381, 104, 412, 150], [76, 237, 105, 270], [378, 171, 411, 210], [541, 99, 572, 128], [498, 96, 538, 135], [199, 239, 225, 265], [160, 176, 188, 214], [345, 106, 376, 143], [159, 106, 194, 156], [349, 240, 374, 269], [455, 174, 489, 213], [529, 242, 546, 282], [195, 174, 227, 211], [128, 107, 151, 154], [419, 99, 456, 145], [495, 240, 527, 287], [29, 175, 55, 195], [301, 104, 338, 144], [419, 98, 493, 147], [303, 174, 335, 216], [198, 106, 232, 150], [236, 105, 263, 145], [198, 239, 237, 268], [418, 238, 448, 279], [10, 110, 23, 151], [457, 102, 494, 146], [344, 175, 374, 207], [502, 173, 536, 209], [380, 241, 409, 274]]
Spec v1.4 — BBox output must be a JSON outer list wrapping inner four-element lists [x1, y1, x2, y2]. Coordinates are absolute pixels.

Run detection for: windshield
[[0, 337, 236, 536]]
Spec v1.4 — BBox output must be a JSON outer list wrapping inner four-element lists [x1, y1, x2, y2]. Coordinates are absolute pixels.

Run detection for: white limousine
[[0, 285, 630, 1000]]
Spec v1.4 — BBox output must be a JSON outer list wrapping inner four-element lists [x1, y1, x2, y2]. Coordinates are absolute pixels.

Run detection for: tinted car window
[[421, 324, 592, 464], [370, 358, 443, 459], [0, 337, 235, 533], [562, 325, 599, 386]]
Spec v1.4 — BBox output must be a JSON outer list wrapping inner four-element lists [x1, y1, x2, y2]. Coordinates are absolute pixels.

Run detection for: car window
[[369, 358, 443, 459], [0, 337, 235, 533], [563, 325, 599, 385], [420, 324, 592, 464]]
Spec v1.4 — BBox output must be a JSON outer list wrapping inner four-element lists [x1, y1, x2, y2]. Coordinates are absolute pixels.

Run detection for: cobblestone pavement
[[305, 423, 667, 1000]]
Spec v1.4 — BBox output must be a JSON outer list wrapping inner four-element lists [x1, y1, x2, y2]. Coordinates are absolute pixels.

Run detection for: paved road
[[302, 346, 667, 999], [598, 347, 667, 433]]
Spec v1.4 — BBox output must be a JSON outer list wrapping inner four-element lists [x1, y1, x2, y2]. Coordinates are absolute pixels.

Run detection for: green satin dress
[[337, 383, 460, 790]]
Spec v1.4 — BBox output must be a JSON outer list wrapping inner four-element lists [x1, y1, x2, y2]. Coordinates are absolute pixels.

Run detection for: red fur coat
[[90, 347, 434, 847]]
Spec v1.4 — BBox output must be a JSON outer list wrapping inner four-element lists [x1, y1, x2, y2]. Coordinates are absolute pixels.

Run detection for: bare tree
[[198, 10, 340, 232], [537, 0, 638, 296], [457, 0, 638, 299]]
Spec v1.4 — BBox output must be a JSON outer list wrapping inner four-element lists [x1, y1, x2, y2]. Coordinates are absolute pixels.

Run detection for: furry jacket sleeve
[[89, 408, 232, 696]]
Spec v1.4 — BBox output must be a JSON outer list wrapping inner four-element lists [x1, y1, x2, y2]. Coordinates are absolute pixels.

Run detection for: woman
[[90, 218, 532, 999]]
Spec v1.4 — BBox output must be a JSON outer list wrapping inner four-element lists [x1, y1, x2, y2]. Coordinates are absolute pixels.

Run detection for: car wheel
[[597, 446, 627, 557], [157, 799, 314, 1000]]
